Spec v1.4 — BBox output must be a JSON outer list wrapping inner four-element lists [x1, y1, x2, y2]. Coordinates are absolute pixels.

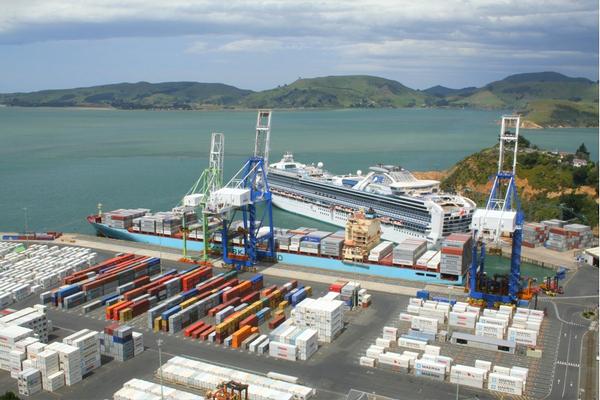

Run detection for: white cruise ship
[[268, 153, 476, 245]]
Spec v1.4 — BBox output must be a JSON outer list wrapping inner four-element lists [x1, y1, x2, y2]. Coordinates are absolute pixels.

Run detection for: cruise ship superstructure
[[268, 153, 476, 245]]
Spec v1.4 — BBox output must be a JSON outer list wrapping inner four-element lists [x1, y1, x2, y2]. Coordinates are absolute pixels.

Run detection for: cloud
[[0, 0, 597, 88]]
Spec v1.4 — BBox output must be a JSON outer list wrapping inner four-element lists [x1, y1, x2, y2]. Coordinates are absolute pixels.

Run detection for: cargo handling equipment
[[468, 116, 528, 308], [205, 110, 276, 270], [207, 380, 249, 400], [179, 131, 225, 264]]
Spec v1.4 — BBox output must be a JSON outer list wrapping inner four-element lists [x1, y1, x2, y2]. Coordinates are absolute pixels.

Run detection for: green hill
[[440, 137, 599, 227], [241, 75, 430, 108], [423, 85, 477, 97], [446, 72, 598, 126], [0, 72, 597, 127], [0, 81, 253, 109]]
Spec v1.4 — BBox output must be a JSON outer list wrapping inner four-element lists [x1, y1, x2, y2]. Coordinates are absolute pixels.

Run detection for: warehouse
[[450, 332, 515, 354]]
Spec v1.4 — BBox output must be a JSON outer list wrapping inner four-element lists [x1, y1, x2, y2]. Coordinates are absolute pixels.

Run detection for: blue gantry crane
[[468, 115, 524, 306], [206, 110, 276, 270]]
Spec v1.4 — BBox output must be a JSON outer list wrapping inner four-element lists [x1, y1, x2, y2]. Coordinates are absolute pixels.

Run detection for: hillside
[[445, 72, 598, 127], [0, 82, 253, 110], [0, 72, 597, 127], [241, 75, 429, 108], [438, 137, 599, 227]]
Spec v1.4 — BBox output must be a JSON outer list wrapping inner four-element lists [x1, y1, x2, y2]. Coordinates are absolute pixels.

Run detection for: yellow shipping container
[[305, 286, 313, 296], [180, 296, 199, 309], [119, 308, 133, 322], [153, 316, 162, 332], [278, 300, 288, 310]]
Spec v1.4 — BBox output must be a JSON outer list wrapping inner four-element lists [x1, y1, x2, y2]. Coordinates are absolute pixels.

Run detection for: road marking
[[556, 361, 580, 368], [561, 322, 573, 398]]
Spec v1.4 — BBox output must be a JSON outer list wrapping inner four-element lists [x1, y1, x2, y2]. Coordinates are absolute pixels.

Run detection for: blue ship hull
[[89, 221, 464, 286]]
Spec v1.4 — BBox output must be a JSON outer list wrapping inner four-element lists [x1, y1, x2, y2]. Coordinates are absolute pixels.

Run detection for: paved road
[[540, 263, 599, 400]]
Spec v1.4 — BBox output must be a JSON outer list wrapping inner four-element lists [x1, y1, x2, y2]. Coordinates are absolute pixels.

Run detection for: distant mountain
[[0, 71, 597, 127], [241, 75, 429, 108], [423, 85, 477, 97], [0, 81, 253, 109]]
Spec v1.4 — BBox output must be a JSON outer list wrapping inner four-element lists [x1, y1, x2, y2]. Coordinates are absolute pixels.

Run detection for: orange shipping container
[[231, 325, 252, 348]]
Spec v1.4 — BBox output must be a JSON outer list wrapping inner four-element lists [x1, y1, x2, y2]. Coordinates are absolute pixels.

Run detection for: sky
[[0, 0, 598, 92]]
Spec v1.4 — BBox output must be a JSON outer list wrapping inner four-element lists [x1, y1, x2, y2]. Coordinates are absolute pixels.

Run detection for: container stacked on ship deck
[[392, 239, 427, 267], [320, 231, 346, 257], [102, 209, 150, 230], [299, 231, 331, 255], [440, 233, 472, 279]]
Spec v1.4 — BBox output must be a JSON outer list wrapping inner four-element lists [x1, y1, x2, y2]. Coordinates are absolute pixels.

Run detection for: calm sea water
[[1, 107, 597, 238]]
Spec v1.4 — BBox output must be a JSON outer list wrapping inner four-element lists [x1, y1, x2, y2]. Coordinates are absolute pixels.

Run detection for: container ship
[[88, 209, 472, 285], [268, 152, 476, 245]]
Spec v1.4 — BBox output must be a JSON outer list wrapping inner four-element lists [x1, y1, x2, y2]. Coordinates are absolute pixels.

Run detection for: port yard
[[0, 239, 596, 400]]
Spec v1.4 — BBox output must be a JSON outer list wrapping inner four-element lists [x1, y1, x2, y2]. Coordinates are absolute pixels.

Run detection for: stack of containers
[[392, 239, 427, 267], [450, 364, 487, 388], [9, 349, 26, 378], [63, 330, 101, 374], [102, 209, 149, 229], [0, 305, 50, 343], [415, 250, 438, 270], [414, 357, 446, 381], [292, 297, 344, 343], [340, 281, 360, 309], [564, 224, 594, 249], [36, 349, 60, 390], [274, 229, 293, 251], [368, 241, 394, 262], [45, 342, 82, 386], [320, 231, 345, 258], [522, 222, 548, 247], [299, 231, 331, 255], [488, 372, 524, 396], [0, 325, 34, 372], [440, 233, 472, 277], [132, 332, 144, 356], [18, 368, 42, 396], [101, 324, 135, 362], [114, 378, 205, 400]]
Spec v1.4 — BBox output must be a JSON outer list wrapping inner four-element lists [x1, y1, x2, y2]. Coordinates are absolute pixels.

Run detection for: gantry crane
[[180, 132, 225, 261], [205, 110, 276, 270], [468, 115, 524, 306]]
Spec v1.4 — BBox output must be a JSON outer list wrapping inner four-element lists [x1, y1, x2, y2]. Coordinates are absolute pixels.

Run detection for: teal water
[[0, 107, 597, 234]]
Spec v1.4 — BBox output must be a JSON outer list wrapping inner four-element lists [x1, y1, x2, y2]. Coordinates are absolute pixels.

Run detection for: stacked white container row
[[0, 243, 96, 308], [291, 296, 344, 343], [404, 298, 543, 347], [268, 319, 318, 361], [159, 356, 315, 400], [0, 305, 50, 343], [113, 378, 205, 400], [63, 329, 101, 375]]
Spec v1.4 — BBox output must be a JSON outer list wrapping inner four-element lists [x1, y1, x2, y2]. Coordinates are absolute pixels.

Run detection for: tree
[[572, 167, 589, 186], [518, 135, 531, 148], [575, 143, 590, 160], [0, 392, 20, 400]]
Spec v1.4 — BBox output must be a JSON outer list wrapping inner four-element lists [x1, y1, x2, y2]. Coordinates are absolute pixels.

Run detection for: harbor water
[[1, 107, 596, 239]]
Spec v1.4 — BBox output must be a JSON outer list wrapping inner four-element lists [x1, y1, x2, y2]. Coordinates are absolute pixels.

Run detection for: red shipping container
[[208, 296, 241, 317], [441, 247, 464, 256], [329, 280, 348, 293], [261, 285, 277, 297], [184, 321, 205, 337], [268, 314, 286, 329], [133, 276, 150, 288], [200, 327, 215, 341], [239, 314, 258, 328], [182, 268, 212, 292], [192, 324, 213, 339], [241, 291, 260, 305], [196, 276, 225, 293], [104, 322, 119, 335], [111, 301, 133, 320]]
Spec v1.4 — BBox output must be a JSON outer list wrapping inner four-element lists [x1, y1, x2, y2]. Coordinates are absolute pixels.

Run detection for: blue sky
[[0, 1, 598, 92]]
